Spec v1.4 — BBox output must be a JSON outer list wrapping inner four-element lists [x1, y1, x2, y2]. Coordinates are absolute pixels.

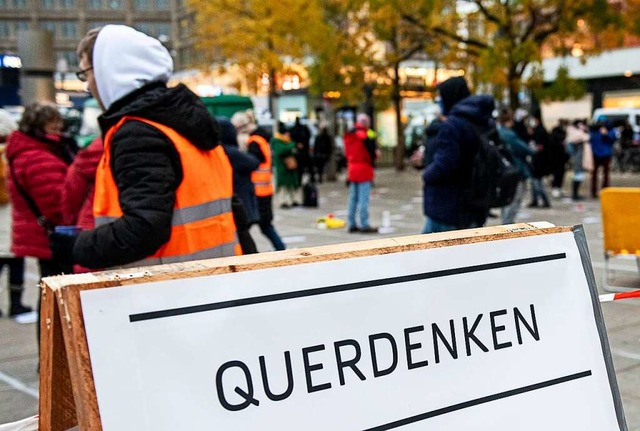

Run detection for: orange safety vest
[[94, 116, 241, 267], [248, 134, 274, 197]]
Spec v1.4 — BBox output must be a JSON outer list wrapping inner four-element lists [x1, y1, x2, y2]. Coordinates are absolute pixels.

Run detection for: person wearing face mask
[[5, 102, 73, 329], [421, 76, 495, 233]]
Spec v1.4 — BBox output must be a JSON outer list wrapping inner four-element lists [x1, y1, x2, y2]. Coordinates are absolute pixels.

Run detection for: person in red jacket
[[61, 137, 103, 272], [61, 137, 103, 231], [343, 113, 378, 233], [6, 102, 72, 333]]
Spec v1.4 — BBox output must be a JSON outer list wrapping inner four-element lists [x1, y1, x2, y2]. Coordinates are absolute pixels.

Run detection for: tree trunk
[[508, 67, 519, 110], [393, 61, 405, 171], [269, 67, 278, 123]]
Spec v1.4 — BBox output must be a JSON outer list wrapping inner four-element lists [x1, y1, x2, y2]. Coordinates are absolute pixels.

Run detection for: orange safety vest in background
[[248, 134, 274, 197], [94, 116, 241, 267]]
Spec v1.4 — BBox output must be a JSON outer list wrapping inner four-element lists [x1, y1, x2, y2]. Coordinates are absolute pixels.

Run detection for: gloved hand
[[49, 232, 78, 266]]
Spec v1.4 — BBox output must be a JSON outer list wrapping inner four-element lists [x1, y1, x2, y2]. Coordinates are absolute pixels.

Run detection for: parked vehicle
[[592, 107, 640, 172]]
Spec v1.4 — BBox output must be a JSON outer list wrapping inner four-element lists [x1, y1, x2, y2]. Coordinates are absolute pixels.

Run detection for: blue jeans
[[421, 217, 458, 234], [258, 221, 286, 251], [501, 180, 525, 224], [348, 181, 372, 229], [530, 177, 550, 206]]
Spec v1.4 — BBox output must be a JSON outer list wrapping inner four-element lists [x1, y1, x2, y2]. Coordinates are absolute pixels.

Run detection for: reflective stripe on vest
[[95, 198, 233, 227], [95, 116, 241, 265], [248, 134, 274, 197]]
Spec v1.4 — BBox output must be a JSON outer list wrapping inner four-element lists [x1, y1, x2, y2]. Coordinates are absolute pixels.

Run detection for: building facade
[[0, 0, 189, 70]]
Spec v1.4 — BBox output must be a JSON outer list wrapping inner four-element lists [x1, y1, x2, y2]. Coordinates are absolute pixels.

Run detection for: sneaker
[[348, 226, 360, 233], [551, 188, 562, 198], [9, 303, 33, 317], [291, 202, 300, 207], [359, 226, 379, 233], [280, 203, 290, 209], [526, 202, 538, 208], [14, 311, 37, 324]]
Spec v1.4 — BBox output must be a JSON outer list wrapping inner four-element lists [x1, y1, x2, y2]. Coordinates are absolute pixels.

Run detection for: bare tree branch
[[472, 0, 503, 26]]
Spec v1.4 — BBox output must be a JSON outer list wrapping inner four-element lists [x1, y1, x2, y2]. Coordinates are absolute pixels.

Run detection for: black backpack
[[463, 124, 522, 211], [303, 181, 319, 207]]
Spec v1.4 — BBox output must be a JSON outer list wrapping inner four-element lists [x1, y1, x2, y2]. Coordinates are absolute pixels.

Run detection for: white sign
[[81, 230, 625, 430]]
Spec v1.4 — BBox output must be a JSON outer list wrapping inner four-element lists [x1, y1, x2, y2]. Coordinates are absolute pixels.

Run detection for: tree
[[358, 0, 444, 170], [307, 0, 373, 106], [187, 0, 328, 117], [404, 0, 629, 109]]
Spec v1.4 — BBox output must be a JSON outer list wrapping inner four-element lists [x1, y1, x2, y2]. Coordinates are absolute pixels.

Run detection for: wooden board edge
[[42, 224, 569, 292], [54, 285, 103, 431], [38, 283, 77, 431]]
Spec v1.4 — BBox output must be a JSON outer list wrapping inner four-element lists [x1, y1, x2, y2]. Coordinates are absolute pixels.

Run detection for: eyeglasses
[[76, 66, 93, 82]]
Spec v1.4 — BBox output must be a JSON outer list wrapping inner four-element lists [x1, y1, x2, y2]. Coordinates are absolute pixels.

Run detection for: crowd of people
[[417, 77, 625, 235], [0, 25, 629, 331]]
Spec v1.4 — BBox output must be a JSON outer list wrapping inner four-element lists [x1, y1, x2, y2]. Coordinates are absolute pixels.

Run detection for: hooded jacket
[[62, 137, 103, 230], [218, 118, 260, 224], [6, 131, 70, 258], [422, 94, 495, 228], [344, 123, 376, 183], [70, 25, 227, 268]]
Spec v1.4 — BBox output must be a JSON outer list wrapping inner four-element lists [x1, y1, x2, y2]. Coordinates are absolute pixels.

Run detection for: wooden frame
[[38, 223, 566, 431]]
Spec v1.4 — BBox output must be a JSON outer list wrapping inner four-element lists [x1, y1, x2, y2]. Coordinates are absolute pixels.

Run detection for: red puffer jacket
[[62, 138, 103, 230], [344, 125, 375, 183], [6, 131, 70, 259]]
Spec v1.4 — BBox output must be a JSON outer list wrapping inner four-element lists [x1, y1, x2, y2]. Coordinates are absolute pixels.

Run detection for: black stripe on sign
[[129, 253, 566, 323], [364, 370, 592, 430]]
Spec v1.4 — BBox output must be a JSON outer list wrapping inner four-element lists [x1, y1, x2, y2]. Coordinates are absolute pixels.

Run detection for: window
[[0, 23, 9, 39], [87, 0, 102, 9], [155, 23, 170, 40], [57, 50, 77, 68], [156, 0, 169, 10], [60, 21, 76, 39], [134, 0, 150, 10], [12, 0, 27, 8], [40, 21, 56, 35], [60, 0, 76, 8], [107, 0, 122, 9], [40, 0, 54, 9], [135, 22, 152, 35], [15, 21, 29, 35], [179, 18, 191, 39]]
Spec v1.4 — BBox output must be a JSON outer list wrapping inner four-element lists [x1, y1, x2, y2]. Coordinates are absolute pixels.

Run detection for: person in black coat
[[422, 76, 495, 233], [217, 118, 260, 254], [313, 126, 334, 183], [527, 114, 552, 208], [549, 119, 569, 198], [290, 117, 314, 183]]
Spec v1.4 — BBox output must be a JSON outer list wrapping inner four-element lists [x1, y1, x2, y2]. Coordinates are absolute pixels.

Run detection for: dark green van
[[200, 95, 253, 119]]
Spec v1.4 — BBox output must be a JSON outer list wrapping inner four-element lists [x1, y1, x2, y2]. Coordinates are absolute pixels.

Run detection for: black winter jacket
[[422, 95, 494, 228], [72, 83, 220, 268]]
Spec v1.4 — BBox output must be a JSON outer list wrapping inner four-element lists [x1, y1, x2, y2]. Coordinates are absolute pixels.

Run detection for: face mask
[[43, 133, 62, 142]]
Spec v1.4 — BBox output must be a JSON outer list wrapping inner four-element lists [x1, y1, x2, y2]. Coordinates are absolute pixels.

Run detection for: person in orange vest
[[49, 25, 240, 268], [231, 111, 286, 251]]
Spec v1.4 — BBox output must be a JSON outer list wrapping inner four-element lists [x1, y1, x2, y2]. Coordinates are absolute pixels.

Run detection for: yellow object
[[316, 215, 346, 229], [600, 187, 640, 292]]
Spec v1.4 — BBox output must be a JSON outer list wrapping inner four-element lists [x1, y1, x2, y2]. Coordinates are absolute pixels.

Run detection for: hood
[[94, 25, 173, 110], [437, 77, 471, 115], [5, 130, 67, 162], [217, 118, 238, 147], [99, 83, 219, 151], [448, 95, 495, 127]]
